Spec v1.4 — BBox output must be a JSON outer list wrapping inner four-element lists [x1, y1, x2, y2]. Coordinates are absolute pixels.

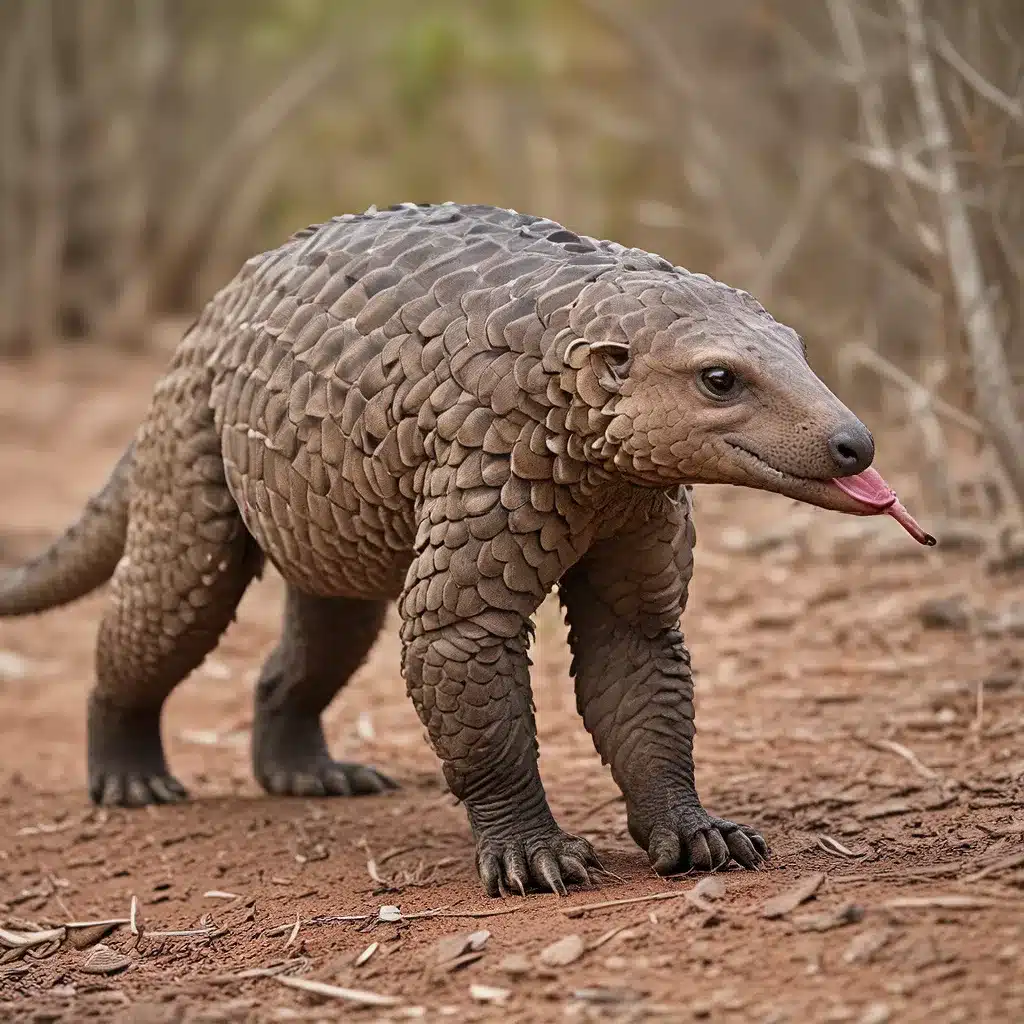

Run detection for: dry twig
[[898, 0, 1024, 509]]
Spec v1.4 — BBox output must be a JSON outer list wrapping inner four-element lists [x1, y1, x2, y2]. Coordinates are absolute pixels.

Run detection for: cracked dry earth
[[1, 347, 1022, 1024]]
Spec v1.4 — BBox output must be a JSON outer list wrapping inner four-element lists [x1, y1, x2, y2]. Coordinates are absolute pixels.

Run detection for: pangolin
[[0, 203, 933, 896]]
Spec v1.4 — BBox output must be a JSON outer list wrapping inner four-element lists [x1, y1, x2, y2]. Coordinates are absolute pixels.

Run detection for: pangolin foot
[[476, 827, 603, 898], [259, 757, 397, 797], [637, 807, 769, 874], [253, 709, 397, 797], [88, 696, 187, 806]]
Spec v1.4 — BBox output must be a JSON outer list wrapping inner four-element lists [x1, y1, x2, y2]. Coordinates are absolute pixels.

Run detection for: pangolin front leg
[[560, 497, 768, 873], [399, 502, 600, 897], [252, 587, 396, 797]]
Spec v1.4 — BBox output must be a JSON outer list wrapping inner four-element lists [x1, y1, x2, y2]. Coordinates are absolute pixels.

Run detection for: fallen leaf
[[762, 873, 826, 919], [793, 902, 864, 932], [68, 923, 119, 951], [439, 951, 485, 973], [79, 944, 131, 975], [842, 928, 892, 964], [434, 929, 490, 965], [539, 933, 585, 966]]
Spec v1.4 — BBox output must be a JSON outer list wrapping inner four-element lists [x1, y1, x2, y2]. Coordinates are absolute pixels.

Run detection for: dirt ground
[[1, 349, 1022, 1024]]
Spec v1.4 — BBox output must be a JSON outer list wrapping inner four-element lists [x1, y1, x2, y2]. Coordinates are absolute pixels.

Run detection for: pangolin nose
[[827, 423, 875, 476]]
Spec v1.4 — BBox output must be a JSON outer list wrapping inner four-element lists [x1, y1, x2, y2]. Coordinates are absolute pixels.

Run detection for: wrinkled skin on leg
[[399, 494, 604, 897], [560, 491, 768, 873], [253, 588, 396, 797]]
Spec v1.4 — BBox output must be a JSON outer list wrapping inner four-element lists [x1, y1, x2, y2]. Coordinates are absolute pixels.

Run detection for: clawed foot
[[90, 771, 188, 807], [259, 757, 397, 797], [88, 696, 187, 806], [633, 806, 769, 874], [477, 828, 603, 898], [253, 711, 396, 798]]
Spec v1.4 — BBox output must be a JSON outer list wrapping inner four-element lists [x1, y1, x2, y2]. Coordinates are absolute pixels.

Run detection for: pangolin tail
[[0, 444, 134, 616]]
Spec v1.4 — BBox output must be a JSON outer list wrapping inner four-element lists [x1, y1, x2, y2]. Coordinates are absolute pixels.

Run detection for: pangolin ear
[[563, 336, 631, 387]]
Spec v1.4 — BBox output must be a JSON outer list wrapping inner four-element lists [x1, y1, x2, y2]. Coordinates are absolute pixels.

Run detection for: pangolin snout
[[826, 421, 875, 477]]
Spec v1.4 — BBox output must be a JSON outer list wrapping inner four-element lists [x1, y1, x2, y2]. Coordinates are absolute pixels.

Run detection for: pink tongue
[[831, 468, 936, 546]]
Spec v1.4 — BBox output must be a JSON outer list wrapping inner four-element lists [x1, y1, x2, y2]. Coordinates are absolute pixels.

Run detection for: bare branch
[[25, 0, 63, 350], [849, 142, 940, 192], [898, 0, 1024, 510], [151, 37, 349, 306], [0, 1, 29, 354], [839, 342, 985, 436], [929, 19, 1023, 125], [748, 151, 841, 298]]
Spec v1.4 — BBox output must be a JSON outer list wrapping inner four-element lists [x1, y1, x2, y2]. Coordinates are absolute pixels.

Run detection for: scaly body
[[2, 203, 920, 896]]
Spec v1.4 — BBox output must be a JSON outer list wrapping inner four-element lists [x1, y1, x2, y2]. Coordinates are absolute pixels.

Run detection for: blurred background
[[0, 0, 1021, 530]]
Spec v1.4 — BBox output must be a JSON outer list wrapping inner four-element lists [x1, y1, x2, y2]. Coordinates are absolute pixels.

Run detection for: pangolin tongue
[[830, 468, 936, 546]]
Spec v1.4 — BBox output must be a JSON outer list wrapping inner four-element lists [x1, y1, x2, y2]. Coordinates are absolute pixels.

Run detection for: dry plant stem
[[898, 0, 1024, 510], [150, 38, 348, 305], [276, 975, 401, 1007], [25, 0, 61, 350], [870, 738, 939, 781], [930, 21, 1024, 125], [839, 344, 984, 435], [827, 0, 929, 243], [0, 5, 27, 354], [561, 890, 689, 918]]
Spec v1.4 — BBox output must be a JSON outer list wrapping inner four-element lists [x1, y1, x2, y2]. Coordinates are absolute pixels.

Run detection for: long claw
[[705, 829, 731, 870], [725, 829, 762, 869], [688, 832, 713, 872], [100, 775, 126, 807], [147, 776, 186, 804], [534, 850, 567, 897], [749, 832, 771, 859], [648, 827, 681, 875], [560, 855, 592, 886], [479, 853, 502, 898]]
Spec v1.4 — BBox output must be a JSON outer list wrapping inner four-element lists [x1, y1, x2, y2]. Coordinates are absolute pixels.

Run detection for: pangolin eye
[[699, 367, 740, 399]]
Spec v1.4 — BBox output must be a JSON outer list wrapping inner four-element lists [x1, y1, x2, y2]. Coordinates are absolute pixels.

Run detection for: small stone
[[469, 983, 509, 1005], [859, 1003, 891, 1024], [918, 596, 970, 630], [0, 650, 29, 682], [539, 933, 584, 966], [499, 953, 531, 977]]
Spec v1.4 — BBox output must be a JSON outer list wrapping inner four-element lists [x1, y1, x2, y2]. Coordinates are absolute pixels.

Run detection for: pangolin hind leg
[[560, 501, 769, 873], [89, 359, 260, 807], [252, 587, 396, 797]]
